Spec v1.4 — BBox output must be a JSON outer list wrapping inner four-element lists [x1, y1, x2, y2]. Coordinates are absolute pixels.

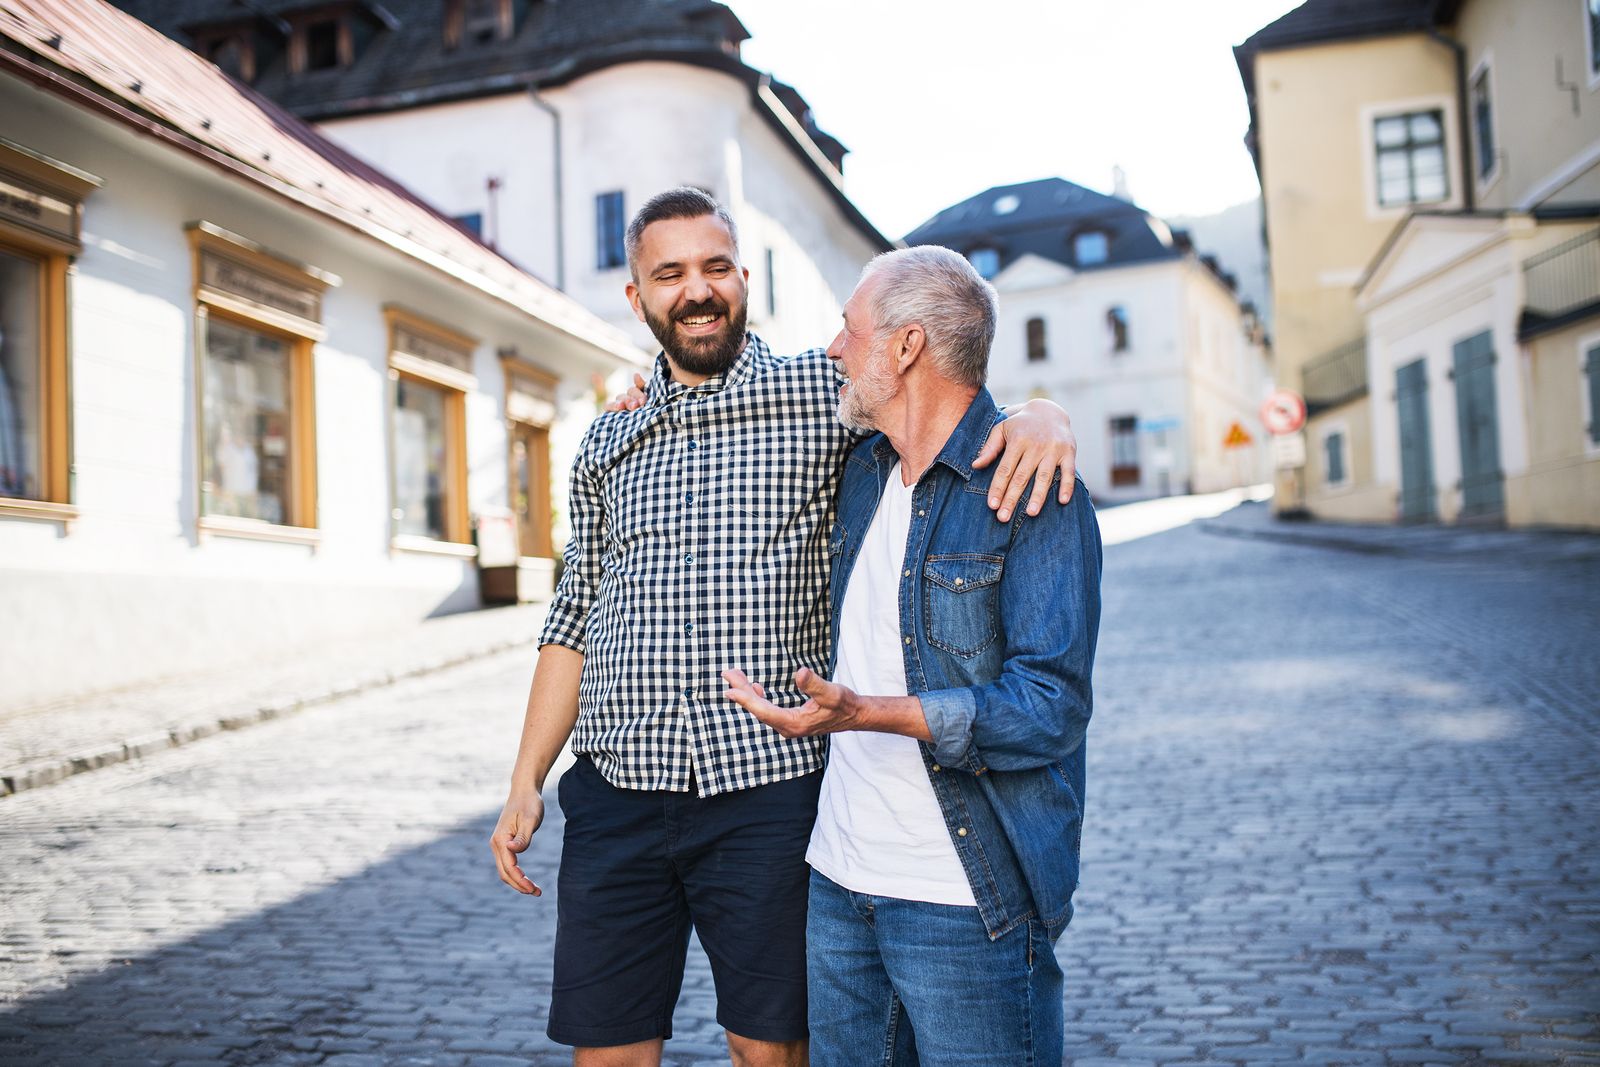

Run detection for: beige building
[[1237, 0, 1600, 528]]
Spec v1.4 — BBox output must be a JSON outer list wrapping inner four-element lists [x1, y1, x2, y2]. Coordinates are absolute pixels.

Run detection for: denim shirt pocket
[[922, 553, 1004, 657]]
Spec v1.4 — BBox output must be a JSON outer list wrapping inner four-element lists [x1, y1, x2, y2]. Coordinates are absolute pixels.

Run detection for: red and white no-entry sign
[[1260, 389, 1307, 436]]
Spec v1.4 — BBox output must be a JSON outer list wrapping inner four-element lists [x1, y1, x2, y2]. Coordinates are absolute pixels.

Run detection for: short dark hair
[[625, 187, 740, 278]]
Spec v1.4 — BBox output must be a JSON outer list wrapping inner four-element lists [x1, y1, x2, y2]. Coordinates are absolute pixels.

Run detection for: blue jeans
[[806, 870, 1064, 1066]]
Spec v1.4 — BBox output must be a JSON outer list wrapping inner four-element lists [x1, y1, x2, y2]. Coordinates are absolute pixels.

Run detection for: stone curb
[[1197, 520, 1402, 557], [1198, 517, 1600, 561], [0, 632, 539, 799]]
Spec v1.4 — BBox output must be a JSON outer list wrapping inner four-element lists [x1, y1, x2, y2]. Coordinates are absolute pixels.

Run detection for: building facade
[[114, 0, 892, 359], [0, 0, 646, 708], [907, 179, 1271, 505], [1238, 0, 1600, 528]]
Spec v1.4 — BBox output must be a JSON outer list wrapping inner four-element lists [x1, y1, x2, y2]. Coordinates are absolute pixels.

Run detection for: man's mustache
[[673, 298, 729, 322]]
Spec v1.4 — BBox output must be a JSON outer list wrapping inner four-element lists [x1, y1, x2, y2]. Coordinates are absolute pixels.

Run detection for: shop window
[[385, 306, 476, 550], [189, 222, 333, 542], [0, 141, 99, 523], [1109, 415, 1140, 487], [1026, 316, 1047, 362]]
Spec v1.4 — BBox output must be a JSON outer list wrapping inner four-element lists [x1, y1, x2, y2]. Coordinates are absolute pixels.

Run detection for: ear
[[625, 280, 646, 324], [896, 325, 927, 373]]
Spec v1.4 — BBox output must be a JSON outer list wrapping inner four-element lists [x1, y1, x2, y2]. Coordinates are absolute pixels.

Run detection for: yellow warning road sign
[[1223, 421, 1253, 449]]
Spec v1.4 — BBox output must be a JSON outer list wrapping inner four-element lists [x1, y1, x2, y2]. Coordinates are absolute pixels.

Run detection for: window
[[207, 35, 252, 81], [1472, 66, 1495, 181], [1588, 0, 1600, 81], [305, 19, 341, 70], [190, 224, 328, 539], [596, 191, 626, 271], [0, 142, 97, 521], [1585, 343, 1600, 448], [1026, 317, 1047, 362], [386, 307, 476, 548], [1109, 415, 1140, 487], [992, 194, 1021, 216], [1074, 231, 1108, 267], [967, 247, 1000, 279], [765, 247, 777, 318], [1374, 110, 1449, 208], [1323, 429, 1348, 487], [1107, 305, 1129, 352], [453, 212, 484, 237], [200, 316, 295, 524]]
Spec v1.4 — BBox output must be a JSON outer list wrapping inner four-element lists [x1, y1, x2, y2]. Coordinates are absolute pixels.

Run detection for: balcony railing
[[1521, 228, 1600, 338], [1302, 336, 1368, 414]]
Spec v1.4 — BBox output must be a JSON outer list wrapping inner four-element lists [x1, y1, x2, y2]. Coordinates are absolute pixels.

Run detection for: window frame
[[595, 190, 626, 272], [1107, 305, 1129, 353], [188, 224, 332, 545], [1108, 414, 1140, 487], [1319, 419, 1352, 491], [1580, 329, 1600, 456], [1073, 230, 1109, 268], [1469, 53, 1500, 192], [501, 353, 559, 560], [1360, 96, 1458, 219], [0, 141, 97, 524], [1025, 316, 1047, 363], [384, 305, 477, 554]]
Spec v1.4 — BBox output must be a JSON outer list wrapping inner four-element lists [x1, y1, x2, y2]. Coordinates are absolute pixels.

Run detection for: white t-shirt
[[806, 462, 976, 906]]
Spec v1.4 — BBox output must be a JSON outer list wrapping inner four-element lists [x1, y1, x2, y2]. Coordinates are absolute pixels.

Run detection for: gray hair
[[860, 246, 996, 388], [625, 187, 740, 278]]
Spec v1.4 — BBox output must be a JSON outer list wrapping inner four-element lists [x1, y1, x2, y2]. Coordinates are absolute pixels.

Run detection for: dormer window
[[967, 247, 1000, 280], [287, 11, 351, 74], [305, 18, 340, 69], [444, 0, 521, 49], [1074, 231, 1108, 267], [205, 33, 254, 81]]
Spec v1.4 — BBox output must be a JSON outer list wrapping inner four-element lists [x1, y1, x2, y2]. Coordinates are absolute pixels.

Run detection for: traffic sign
[[1272, 432, 1307, 470], [1260, 389, 1307, 435], [1223, 421, 1253, 449]]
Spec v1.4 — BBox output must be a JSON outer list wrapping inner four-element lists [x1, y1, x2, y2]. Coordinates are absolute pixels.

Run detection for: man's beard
[[837, 346, 898, 433], [643, 296, 749, 378]]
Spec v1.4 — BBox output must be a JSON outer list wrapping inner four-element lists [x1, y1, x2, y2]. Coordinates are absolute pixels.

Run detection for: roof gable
[[1357, 213, 1506, 307], [992, 253, 1075, 292]]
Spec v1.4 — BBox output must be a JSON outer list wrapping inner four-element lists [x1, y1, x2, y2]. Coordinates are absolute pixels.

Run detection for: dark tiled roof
[[1237, 0, 1446, 56], [904, 178, 1181, 276], [105, 0, 888, 249]]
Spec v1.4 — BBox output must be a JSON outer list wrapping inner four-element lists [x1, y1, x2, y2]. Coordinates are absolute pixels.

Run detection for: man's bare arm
[[489, 644, 584, 896]]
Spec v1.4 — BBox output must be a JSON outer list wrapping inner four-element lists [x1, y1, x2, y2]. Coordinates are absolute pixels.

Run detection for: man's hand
[[722, 667, 859, 738], [973, 399, 1078, 521], [602, 372, 648, 413], [723, 667, 932, 742], [489, 790, 546, 896]]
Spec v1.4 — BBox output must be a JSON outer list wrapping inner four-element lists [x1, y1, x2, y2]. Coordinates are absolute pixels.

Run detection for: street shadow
[[0, 793, 718, 1067]]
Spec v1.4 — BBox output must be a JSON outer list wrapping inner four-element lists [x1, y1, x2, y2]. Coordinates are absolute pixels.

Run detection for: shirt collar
[[870, 387, 1001, 484], [644, 332, 764, 405]]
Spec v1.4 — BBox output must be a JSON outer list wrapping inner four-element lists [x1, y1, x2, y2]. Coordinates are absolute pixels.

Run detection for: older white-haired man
[[725, 246, 1103, 1065]]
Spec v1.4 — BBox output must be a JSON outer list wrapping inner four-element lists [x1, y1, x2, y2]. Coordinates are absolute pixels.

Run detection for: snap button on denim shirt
[[826, 388, 1103, 941]]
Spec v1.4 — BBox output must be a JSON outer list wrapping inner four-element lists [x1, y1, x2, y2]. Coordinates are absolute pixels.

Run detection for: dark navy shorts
[[548, 756, 822, 1048]]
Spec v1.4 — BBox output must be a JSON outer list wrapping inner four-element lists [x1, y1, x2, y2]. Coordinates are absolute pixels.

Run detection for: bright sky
[[733, 0, 1306, 238]]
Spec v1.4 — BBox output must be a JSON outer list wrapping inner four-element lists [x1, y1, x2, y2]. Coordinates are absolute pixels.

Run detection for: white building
[[0, 0, 646, 708], [117, 0, 892, 359], [907, 179, 1271, 504]]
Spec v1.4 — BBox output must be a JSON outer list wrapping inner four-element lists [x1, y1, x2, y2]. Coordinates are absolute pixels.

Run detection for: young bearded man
[[725, 246, 1102, 1066], [489, 189, 1078, 1067]]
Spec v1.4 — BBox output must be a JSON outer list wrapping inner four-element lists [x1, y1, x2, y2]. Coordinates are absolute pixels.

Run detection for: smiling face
[[827, 277, 899, 433], [626, 214, 750, 379]]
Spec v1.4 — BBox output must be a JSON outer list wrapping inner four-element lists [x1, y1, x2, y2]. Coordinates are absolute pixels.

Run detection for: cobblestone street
[[2, 507, 1597, 1066]]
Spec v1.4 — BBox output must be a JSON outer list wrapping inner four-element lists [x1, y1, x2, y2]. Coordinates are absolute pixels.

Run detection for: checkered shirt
[[539, 333, 856, 797]]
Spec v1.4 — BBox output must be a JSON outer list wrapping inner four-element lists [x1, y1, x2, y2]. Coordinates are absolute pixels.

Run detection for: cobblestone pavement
[[2, 513, 1597, 1066]]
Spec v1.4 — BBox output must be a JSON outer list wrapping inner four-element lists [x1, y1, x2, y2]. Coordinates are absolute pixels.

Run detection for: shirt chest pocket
[[922, 554, 1003, 658]]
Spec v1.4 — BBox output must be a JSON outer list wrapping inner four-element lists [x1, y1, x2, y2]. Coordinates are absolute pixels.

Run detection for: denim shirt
[[827, 388, 1103, 941]]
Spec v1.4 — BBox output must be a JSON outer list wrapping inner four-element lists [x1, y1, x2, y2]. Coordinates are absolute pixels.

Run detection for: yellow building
[[1237, 0, 1600, 528]]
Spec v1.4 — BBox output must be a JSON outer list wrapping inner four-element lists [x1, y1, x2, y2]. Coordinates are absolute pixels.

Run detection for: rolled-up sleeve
[[537, 430, 606, 654], [918, 481, 1103, 773]]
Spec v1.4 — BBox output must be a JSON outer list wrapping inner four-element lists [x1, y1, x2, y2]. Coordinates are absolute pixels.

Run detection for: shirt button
[[688, 440, 699, 451], [682, 687, 692, 699], [956, 827, 968, 837], [954, 577, 964, 587], [917, 509, 926, 517], [684, 622, 695, 635], [903, 568, 911, 577], [931, 764, 942, 772], [903, 635, 912, 645], [684, 553, 694, 565], [684, 491, 695, 504]]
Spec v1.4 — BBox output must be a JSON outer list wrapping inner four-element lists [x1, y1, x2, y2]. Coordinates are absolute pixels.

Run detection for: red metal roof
[[0, 0, 643, 363]]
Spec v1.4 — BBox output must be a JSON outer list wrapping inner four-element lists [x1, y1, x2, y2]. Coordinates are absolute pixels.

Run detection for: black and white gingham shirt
[[539, 333, 855, 797]]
